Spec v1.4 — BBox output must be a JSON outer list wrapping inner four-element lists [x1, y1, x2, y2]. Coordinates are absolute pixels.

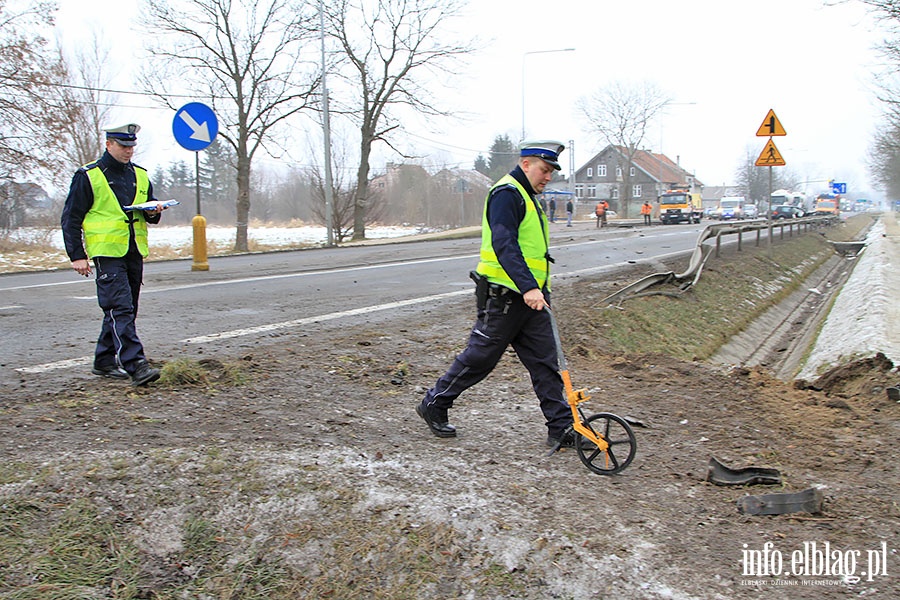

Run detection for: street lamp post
[[521, 48, 574, 141]]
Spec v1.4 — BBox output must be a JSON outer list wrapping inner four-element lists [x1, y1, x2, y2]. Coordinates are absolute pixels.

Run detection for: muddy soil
[[1, 262, 898, 599]]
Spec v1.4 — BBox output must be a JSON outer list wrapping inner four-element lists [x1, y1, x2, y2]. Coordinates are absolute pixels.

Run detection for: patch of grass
[[0, 497, 145, 599], [0, 457, 294, 599], [159, 357, 250, 387], [414, 225, 480, 241], [0, 447, 545, 599], [176, 516, 291, 599], [54, 389, 106, 409], [281, 517, 529, 599], [828, 213, 874, 242], [0, 462, 29, 485]]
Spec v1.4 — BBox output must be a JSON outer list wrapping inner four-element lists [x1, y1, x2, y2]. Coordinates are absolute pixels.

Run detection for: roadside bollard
[[192, 214, 210, 271]]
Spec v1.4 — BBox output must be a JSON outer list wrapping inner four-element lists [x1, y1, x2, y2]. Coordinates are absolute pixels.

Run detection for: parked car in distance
[[770, 204, 805, 219]]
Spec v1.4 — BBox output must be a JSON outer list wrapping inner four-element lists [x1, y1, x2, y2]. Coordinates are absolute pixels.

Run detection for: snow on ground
[[38, 224, 427, 249], [798, 215, 900, 378], [0, 225, 427, 272]]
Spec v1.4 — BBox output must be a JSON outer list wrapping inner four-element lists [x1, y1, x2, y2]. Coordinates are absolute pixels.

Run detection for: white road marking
[[181, 290, 470, 343], [17, 356, 92, 373], [0, 279, 88, 292], [63, 255, 475, 300], [14, 240, 695, 374], [16, 289, 470, 373]]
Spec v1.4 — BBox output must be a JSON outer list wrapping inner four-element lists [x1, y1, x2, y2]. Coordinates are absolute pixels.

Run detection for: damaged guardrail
[[600, 215, 839, 306]]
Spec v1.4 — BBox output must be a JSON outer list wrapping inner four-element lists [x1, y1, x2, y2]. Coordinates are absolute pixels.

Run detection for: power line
[[403, 129, 501, 157], [0, 88, 169, 111], [5, 75, 211, 101]]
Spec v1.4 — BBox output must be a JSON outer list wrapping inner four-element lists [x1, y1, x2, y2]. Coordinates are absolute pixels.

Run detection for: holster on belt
[[469, 270, 489, 310]]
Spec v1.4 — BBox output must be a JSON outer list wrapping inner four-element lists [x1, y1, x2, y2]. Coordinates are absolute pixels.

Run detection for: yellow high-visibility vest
[[475, 174, 550, 292], [82, 165, 150, 258]]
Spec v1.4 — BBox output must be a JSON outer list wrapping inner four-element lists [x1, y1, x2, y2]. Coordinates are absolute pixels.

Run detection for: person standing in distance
[[641, 199, 653, 226], [594, 199, 609, 228], [61, 123, 169, 386], [416, 141, 576, 449]]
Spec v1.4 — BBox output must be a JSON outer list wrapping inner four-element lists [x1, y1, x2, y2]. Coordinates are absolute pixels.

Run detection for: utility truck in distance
[[658, 189, 703, 224]]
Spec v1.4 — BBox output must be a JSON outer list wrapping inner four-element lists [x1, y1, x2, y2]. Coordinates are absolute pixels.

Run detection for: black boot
[[416, 401, 457, 438]]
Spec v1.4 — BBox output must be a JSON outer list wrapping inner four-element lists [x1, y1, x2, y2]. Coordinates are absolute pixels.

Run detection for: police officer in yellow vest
[[417, 141, 576, 449], [61, 123, 169, 386]]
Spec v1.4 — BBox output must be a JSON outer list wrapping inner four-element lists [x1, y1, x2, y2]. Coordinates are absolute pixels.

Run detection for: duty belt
[[488, 283, 511, 298]]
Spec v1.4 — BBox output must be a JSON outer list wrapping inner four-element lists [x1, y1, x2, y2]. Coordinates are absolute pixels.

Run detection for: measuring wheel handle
[[575, 412, 637, 476]]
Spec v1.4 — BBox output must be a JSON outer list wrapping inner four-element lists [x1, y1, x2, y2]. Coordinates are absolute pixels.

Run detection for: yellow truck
[[814, 194, 840, 216], [658, 189, 703, 224]]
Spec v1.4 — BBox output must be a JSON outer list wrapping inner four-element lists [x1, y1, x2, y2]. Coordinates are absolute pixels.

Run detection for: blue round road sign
[[173, 102, 219, 151]]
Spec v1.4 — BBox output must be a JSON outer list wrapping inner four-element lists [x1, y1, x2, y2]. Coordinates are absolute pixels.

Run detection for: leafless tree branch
[[139, 0, 321, 251], [577, 80, 671, 218], [321, 0, 474, 240]]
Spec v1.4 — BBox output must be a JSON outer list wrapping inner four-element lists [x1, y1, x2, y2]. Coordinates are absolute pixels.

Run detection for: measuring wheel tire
[[575, 412, 637, 475]]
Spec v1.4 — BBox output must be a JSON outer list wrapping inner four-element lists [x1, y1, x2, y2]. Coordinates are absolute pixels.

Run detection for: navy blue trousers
[[422, 292, 572, 438], [92, 251, 147, 374]]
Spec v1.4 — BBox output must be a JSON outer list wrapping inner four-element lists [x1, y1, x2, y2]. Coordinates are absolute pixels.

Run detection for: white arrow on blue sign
[[173, 102, 219, 151], [830, 182, 847, 195]]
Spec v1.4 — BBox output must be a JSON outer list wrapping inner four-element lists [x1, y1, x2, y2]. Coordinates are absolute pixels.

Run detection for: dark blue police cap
[[105, 123, 141, 146], [519, 140, 565, 170]]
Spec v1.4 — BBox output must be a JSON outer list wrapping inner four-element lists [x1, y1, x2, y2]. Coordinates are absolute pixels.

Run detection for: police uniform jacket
[[61, 150, 160, 262], [482, 165, 549, 295]]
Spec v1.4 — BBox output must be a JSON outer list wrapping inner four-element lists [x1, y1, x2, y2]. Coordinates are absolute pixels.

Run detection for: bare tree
[[868, 120, 900, 198], [577, 80, 670, 218], [733, 145, 801, 206], [855, 0, 900, 195], [0, 0, 66, 179], [139, 0, 321, 252], [307, 164, 357, 242], [54, 32, 118, 168], [0, 0, 77, 233], [301, 127, 379, 241], [322, 0, 473, 240]]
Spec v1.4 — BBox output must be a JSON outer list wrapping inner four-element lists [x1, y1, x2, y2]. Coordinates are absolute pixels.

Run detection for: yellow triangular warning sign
[[756, 139, 786, 166], [756, 109, 786, 136]]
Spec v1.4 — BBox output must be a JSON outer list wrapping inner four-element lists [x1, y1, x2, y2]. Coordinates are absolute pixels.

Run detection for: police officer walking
[[61, 123, 169, 386], [416, 141, 575, 449]]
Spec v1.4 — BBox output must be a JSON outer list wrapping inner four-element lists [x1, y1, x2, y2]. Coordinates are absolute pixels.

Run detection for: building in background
[[569, 145, 703, 218]]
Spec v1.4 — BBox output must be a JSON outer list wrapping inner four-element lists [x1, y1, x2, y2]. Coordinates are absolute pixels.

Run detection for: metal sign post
[[755, 109, 787, 256], [173, 102, 219, 271]]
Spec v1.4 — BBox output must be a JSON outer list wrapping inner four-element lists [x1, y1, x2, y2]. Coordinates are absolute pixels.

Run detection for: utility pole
[[319, 0, 334, 246]]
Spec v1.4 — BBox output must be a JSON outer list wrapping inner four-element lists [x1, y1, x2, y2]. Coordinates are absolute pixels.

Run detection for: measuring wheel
[[575, 412, 637, 475]]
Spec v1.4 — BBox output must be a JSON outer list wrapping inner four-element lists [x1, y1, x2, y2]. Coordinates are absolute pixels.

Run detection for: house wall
[[572, 148, 659, 215], [571, 145, 703, 218]]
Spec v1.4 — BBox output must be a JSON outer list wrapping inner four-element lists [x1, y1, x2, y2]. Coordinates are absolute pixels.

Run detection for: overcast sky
[[55, 0, 888, 199]]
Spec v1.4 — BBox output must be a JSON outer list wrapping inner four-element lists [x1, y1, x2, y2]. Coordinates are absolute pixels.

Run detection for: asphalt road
[[0, 220, 723, 378]]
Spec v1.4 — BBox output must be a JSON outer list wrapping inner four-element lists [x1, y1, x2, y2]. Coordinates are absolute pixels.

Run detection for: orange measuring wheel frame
[[547, 307, 637, 475]]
